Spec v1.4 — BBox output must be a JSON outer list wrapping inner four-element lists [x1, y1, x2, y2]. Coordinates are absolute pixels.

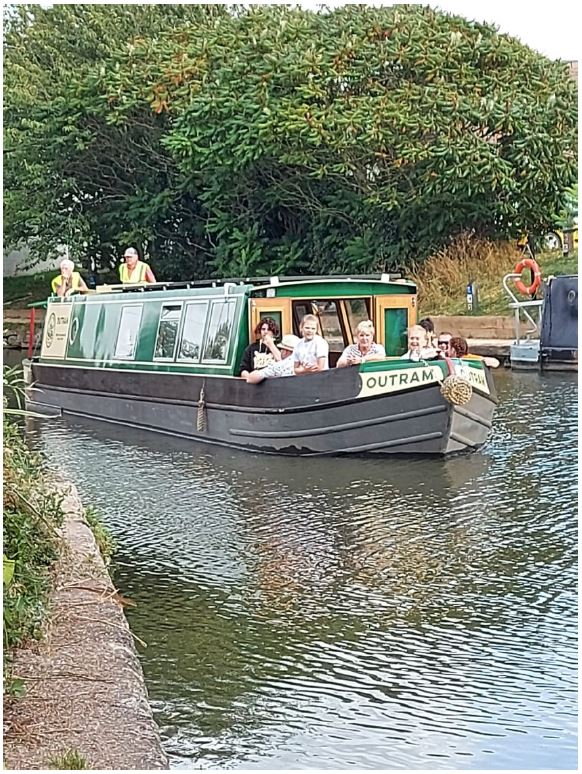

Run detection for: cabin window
[[202, 299, 237, 363], [154, 304, 182, 361], [292, 301, 316, 335], [313, 300, 345, 351], [384, 308, 409, 356], [178, 301, 209, 362], [345, 298, 371, 339], [114, 304, 143, 360]]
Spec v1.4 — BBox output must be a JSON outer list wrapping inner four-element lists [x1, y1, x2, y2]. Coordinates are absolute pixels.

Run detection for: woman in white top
[[337, 320, 386, 367], [293, 314, 329, 374]]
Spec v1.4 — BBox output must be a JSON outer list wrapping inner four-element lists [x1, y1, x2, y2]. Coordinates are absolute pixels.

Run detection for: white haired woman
[[401, 324, 438, 361], [50, 259, 88, 297], [337, 320, 386, 367]]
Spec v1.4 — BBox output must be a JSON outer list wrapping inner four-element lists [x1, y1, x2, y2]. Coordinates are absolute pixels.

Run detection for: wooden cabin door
[[249, 298, 292, 340], [374, 296, 417, 356]]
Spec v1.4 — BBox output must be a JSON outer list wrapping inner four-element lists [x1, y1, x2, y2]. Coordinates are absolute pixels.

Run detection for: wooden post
[[27, 307, 36, 358]]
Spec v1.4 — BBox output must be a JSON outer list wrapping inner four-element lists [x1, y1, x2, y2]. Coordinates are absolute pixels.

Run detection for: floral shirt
[[261, 357, 295, 379]]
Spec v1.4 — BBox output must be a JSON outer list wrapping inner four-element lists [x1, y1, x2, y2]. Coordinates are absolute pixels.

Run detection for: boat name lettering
[[359, 365, 442, 398], [458, 364, 489, 393], [358, 363, 490, 398], [41, 303, 72, 359]]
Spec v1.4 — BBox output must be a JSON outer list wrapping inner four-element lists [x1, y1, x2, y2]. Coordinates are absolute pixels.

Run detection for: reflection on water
[[26, 369, 577, 769]]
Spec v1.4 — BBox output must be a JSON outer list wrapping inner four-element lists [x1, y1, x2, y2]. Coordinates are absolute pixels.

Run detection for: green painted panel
[[271, 282, 415, 298], [384, 308, 409, 356]]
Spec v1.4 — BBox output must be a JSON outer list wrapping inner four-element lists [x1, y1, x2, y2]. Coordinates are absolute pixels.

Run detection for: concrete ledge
[[431, 314, 527, 339], [3, 482, 169, 770], [467, 338, 513, 360]]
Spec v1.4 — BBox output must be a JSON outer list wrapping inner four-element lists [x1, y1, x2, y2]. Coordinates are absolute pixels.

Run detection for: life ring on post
[[513, 257, 541, 296]]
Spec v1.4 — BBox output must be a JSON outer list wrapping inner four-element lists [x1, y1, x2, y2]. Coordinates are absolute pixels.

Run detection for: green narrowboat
[[25, 274, 497, 456]]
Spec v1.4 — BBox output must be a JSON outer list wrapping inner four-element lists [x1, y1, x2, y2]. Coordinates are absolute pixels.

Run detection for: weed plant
[[84, 507, 116, 565], [3, 367, 65, 682], [48, 748, 88, 769]]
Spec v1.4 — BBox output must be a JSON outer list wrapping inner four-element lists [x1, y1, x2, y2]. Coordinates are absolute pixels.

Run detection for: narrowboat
[[25, 275, 497, 456]]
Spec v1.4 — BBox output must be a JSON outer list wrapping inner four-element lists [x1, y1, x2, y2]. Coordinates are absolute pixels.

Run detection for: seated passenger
[[337, 320, 386, 367], [449, 336, 469, 358], [401, 325, 438, 361], [419, 317, 435, 347], [448, 336, 499, 368], [119, 247, 156, 284], [436, 331, 453, 356], [294, 314, 329, 374], [246, 334, 300, 384], [51, 259, 88, 297], [239, 317, 282, 378]]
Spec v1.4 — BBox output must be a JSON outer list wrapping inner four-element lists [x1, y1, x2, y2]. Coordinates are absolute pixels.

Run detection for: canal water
[[24, 368, 577, 770]]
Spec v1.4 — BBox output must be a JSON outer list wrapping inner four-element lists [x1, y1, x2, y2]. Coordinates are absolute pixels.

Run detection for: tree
[[4, 4, 577, 278], [3, 3, 226, 275]]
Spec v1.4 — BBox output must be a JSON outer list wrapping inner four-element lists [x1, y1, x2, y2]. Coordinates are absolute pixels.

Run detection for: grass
[[409, 236, 578, 317], [48, 749, 88, 769], [84, 507, 116, 566], [3, 416, 65, 659], [3, 271, 56, 307]]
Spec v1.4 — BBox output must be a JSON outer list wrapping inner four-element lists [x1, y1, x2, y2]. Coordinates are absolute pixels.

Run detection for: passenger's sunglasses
[[437, 340, 450, 347]]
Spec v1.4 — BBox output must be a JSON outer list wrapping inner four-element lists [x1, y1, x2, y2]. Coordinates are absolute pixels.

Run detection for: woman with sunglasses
[[238, 317, 282, 378]]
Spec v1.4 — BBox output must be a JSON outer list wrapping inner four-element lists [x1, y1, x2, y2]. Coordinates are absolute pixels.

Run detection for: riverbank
[[3, 480, 168, 770]]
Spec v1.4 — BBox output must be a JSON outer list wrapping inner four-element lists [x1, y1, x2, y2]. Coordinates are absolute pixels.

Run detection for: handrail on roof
[[93, 273, 406, 294]]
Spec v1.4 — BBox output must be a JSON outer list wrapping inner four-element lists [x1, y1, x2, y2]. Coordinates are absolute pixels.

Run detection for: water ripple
[[27, 369, 577, 769]]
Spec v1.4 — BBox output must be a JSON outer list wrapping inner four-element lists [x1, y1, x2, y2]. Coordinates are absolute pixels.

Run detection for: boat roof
[[91, 273, 415, 296]]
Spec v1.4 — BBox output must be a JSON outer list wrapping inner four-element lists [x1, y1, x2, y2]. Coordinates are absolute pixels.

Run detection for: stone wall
[[3, 481, 169, 770]]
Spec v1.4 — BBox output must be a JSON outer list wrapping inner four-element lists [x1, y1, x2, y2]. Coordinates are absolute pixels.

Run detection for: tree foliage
[[4, 3, 577, 278]]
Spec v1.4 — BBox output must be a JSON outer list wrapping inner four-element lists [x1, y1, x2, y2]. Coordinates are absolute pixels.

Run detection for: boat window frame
[[312, 299, 348, 352], [113, 303, 144, 361], [342, 298, 372, 341], [177, 299, 211, 364], [201, 297, 239, 365], [153, 302, 184, 362]]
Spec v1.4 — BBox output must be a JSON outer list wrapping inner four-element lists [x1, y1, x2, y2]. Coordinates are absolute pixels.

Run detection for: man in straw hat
[[246, 334, 300, 383]]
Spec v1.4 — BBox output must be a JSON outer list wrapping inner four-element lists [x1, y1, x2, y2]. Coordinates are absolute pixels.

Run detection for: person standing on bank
[[119, 247, 156, 284], [238, 317, 282, 378], [51, 259, 88, 297], [293, 314, 329, 374]]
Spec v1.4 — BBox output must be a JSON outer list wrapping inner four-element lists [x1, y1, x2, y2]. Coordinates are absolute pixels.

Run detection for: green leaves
[[3, 556, 15, 587], [3, 4, 577, 277]]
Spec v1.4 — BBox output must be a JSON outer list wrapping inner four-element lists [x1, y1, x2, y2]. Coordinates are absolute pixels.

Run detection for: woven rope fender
[[440, 374, 473, 405], [197, 383, 207, 432]]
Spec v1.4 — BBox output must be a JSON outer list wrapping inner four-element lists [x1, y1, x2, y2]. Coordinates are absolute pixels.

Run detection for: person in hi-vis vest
[[51, 259, 88, 297], [119, 247, 156, 284]]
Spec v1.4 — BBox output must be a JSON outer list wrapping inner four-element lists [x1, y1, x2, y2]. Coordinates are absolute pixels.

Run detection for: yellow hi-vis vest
[[119, 260, 149, 284], [51, 272, 82, 294]]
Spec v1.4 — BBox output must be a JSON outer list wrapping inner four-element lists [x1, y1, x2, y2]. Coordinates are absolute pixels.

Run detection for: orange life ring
[[514, 257, 542, 296]]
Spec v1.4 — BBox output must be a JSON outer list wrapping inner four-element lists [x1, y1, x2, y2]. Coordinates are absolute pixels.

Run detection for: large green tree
[[4, 4, 577, 278]]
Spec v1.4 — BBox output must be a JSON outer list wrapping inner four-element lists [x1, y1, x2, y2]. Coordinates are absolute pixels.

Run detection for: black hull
[[26, 362, 497, 457]]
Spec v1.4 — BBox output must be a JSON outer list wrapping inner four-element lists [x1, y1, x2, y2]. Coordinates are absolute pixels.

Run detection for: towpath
[[3, 482, 168, 770]]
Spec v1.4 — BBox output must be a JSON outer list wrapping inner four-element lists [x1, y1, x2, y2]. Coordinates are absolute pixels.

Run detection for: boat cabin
[[39, 274, 417, 374]]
